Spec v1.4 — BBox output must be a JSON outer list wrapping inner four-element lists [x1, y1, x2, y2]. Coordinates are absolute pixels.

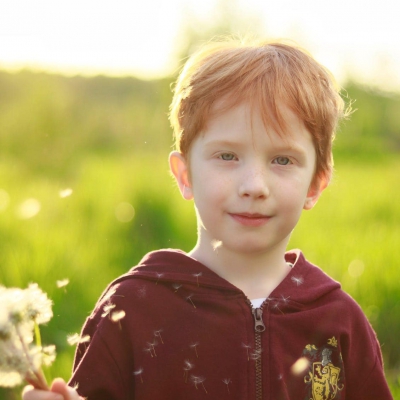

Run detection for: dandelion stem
[[16, 326, 49, 390]]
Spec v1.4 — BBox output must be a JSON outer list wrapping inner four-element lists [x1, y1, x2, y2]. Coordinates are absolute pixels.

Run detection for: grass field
[[0, 70, 399, 398], [1, 152, 399, 398]]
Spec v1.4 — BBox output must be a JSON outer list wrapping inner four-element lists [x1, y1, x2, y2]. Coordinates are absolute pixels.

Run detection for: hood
[[115, 248, 341, 312]]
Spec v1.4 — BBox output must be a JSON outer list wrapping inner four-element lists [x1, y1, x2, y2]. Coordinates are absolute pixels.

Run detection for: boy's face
[[170, 101, 326, 257]]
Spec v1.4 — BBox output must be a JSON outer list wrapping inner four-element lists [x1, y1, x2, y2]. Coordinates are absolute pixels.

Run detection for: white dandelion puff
[[0, 284, 55, 390]]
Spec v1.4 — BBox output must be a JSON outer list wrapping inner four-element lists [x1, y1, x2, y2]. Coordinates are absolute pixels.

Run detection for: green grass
[[1, 154, 399, 398]]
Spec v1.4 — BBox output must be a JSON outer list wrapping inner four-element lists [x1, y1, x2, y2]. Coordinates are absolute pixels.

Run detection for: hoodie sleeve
[[69, 285, 135, 400], [340, 293, 393, 400]]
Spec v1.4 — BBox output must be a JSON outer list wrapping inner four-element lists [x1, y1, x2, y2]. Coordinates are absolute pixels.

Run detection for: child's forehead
[[205, 97, 306, 142]]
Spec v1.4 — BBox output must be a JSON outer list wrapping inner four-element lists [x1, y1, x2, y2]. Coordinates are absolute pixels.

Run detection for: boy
[[23, 38, 393, 399]]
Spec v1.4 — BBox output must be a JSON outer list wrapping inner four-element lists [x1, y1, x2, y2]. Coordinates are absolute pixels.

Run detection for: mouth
[[229, 212, 271, 227]]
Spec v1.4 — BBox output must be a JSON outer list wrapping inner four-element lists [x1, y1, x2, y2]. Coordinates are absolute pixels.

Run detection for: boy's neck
[[188, 241, 291, 299]]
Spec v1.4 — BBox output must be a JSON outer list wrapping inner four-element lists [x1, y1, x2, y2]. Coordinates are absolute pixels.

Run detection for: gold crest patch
[[303, 337, 344, 400]]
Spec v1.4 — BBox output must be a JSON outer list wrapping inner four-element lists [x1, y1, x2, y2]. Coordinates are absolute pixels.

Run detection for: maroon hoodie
[[70, 249, 392, 400]]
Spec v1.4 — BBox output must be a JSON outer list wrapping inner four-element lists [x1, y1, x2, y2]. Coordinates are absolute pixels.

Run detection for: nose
[[238, 166, 270, 199]]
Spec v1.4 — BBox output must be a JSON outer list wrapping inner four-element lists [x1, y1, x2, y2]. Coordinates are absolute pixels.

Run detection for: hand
[[22, 378, 83, 400]]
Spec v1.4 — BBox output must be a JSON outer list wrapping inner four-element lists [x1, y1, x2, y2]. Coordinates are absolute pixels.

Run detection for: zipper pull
[[252, 307, 266, 332]]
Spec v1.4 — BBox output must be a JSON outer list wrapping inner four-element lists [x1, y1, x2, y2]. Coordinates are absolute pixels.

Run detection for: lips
[[229, 212, 271, 227]]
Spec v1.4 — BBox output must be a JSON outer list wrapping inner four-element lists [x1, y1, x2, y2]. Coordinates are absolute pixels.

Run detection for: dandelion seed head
[[134, 367, 144, 375], [0, 284, 56, 388], [111, 310, 126, 322], [193, 273, 202, 278], [56, 279, 69, 289], [291, 357, 310, 375], [222, 378, 231, 384]]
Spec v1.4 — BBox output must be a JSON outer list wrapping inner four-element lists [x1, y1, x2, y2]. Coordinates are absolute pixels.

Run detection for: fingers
[[22, 379, 82, 400], [22, 385, 63, 400], [51, 378, 82, 400]]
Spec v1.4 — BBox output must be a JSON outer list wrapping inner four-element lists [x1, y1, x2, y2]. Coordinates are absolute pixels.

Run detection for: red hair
[[169, 38, 349, 185]]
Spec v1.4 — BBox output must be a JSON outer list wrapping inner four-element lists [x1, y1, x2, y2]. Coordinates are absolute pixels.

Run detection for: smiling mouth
[[229, 213, 271, 227]]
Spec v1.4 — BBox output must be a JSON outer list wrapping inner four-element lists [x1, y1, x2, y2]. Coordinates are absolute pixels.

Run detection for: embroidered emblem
[[302, 337, 344, 400], [327, 337, 338, 348]]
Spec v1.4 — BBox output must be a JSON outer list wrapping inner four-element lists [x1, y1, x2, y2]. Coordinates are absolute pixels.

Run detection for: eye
[[273, 156, 291, 165], [219, 153, 236, 161]]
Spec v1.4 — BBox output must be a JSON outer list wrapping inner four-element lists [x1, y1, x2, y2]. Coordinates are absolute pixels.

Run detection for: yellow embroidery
[[305, 344, 318, 351], [327, 337, 338, 348]]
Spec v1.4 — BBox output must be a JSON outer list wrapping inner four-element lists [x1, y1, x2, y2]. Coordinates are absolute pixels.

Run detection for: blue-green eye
[[274, 156, 291, 165], [220, 153, 235, 161]]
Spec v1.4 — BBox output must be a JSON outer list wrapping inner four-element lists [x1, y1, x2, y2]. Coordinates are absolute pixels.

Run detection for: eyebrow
[[202, 138, 308, 155]]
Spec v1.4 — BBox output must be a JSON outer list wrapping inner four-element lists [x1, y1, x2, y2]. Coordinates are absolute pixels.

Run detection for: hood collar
[[123, 249, 341, 307]]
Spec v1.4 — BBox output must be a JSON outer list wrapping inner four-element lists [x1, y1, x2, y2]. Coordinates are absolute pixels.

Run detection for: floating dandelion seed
[[242, 343, 252, 361], [291, 357, 310, 376], [192, 273, 202, 287], [172, 283, 182, 293], [143, 347, 154, 358], [101, 303, 116, 318], [186, 294, 196, 308], [291, 276, 304, 286], [154, 329, 164, 344], [102, 288, 116, 303], [222, 378, 232, 393], [146, 340, 158, 357], [59, 188, 73, 198], [211, 239, 222, 251], [111, 310, 125, 330], [155, 273, 164, 285], [191, 375, 207, 393], [190, 342, 199, 358], [67, 333, 90, 346], [183, 359, 194, 382], [133, 367, 144, 383], [0, 284, 55, 390], [56, 279, 69, 289], [281, 295, 290, 304]]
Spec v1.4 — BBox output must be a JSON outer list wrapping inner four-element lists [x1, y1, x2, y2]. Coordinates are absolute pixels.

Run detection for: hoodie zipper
[[251, 306, 266, 400]]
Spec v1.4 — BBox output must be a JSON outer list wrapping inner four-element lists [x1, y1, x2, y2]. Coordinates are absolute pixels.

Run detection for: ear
[[303, 170, 331, 210], [169, 151, 193, 200]]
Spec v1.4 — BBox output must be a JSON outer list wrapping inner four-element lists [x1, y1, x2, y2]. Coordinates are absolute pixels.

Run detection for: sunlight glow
[[0, 0, 399, 90]]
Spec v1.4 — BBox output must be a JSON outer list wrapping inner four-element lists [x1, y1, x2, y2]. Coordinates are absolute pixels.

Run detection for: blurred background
[[0, 0, 399, 398]]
